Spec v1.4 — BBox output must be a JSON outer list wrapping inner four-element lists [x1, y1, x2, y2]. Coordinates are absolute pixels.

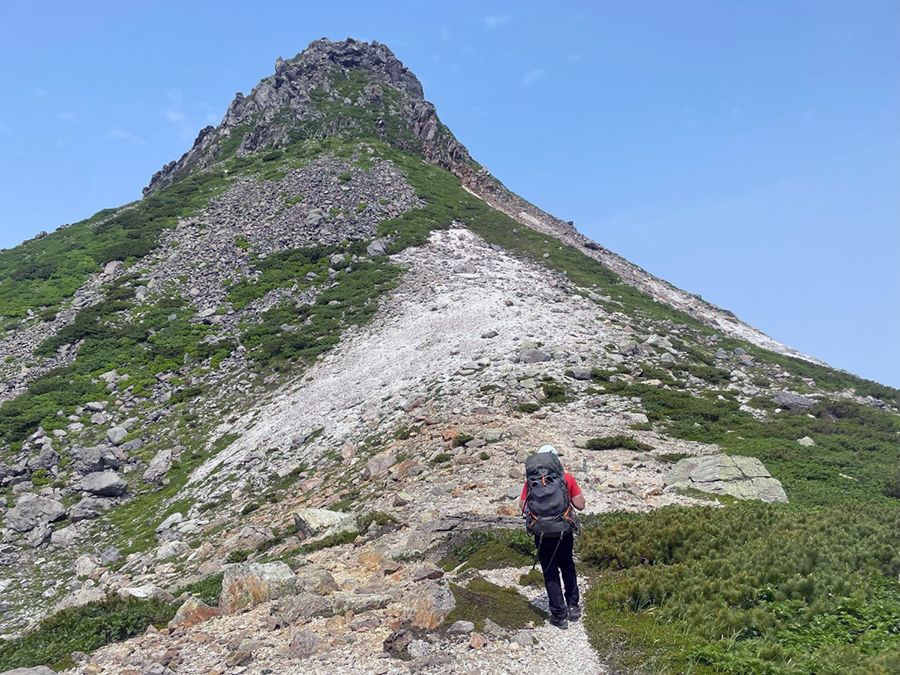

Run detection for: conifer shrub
[[175, 572, 224, 607], [0, 596, 176, 672], [584, 435, 653, 452], [580, 503, 900, 674]]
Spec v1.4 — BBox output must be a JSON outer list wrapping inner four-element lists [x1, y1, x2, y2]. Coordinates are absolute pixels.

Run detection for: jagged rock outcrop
[[144, 38, 472, 196]]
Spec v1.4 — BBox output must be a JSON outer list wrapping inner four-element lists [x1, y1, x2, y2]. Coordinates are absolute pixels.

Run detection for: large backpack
[[524, 452, 576, 538]]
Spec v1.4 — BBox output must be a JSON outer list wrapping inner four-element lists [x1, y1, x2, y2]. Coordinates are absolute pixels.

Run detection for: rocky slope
[[0, 38, 897, 674]]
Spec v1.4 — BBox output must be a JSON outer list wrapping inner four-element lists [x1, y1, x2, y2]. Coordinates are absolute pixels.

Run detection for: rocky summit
[[0, 38, 898, 675]]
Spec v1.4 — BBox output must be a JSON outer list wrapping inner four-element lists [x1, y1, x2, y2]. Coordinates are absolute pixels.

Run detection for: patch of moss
[[446, 577, 545, 630], [518, 569, 544, 588]]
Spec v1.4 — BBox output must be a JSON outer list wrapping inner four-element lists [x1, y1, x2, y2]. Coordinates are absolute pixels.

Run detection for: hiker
[[519, 445, 585, 629]]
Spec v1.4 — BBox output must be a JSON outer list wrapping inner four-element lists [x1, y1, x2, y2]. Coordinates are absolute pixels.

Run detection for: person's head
[[537, 445, 558, 456]]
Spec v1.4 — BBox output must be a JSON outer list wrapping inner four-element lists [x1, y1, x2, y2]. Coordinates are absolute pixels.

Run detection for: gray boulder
[[70, 445, 120, 474], [567, 367, 592, 381], [143, 448, 173, 483], [79, 470, 127, 497], [366, 238, 388, 256], [105, 426, 128, 446], [50, 525, 78, 548], [519, 349, 551, 364], [0, 667, 57, 675], [448, 620, 475, 634], [69, 496, 110, 522], [771, 391, 817, 410], [26, 446, 60, 472], [289, 629, 323, 659], [366, 452, 396, 478], [665, 455, 788, 503], [25, 522, 52, 548], [295, 567, 338, 596], [5, 494, 66, 532]]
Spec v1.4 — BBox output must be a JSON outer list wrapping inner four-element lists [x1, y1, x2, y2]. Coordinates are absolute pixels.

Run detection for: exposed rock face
[[665, 455, 788, 503], [143, 38, 472, 197], [5, 495, 66, 533], [220, 562, 298, 614]]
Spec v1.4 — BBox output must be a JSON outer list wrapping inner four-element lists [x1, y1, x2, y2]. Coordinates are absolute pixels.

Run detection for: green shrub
[[654, 452, 691, 463], [452, 433, 474, 448], [518, 569, 544, 588], [580, 503, 900, 674], [175, 572, 224, 606], [584, 435, 653, 452], [517, 403, 540, 413], [356, 510, 397, 530], [440, 529, 534, 571], [226, 549, 252, 563], [0, 596, 176, 671]]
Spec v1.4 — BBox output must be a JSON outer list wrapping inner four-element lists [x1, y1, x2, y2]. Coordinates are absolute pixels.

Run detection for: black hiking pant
[[535, 532, 579, 620]]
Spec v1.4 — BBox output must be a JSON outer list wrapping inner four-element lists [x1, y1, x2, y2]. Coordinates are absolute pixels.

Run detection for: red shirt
[[521, 472, 581, 500]]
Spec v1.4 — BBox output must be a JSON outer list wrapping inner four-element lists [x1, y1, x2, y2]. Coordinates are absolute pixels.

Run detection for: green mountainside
[[0, 38, 897, 675]]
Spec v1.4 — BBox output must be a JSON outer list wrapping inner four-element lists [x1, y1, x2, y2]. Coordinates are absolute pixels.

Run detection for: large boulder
[[366, 452, 396, 478], [401, 579, 456, 629], [665, 455, 788, 503], [69, 445, 120, 474], [69, 496, 111, 522], [26, 446, 60, 472], [771, 391, 817, 410], [220, 562, 298, 614], [78, 470, 127, 497], [105, 426, 128, 446], [519, 349, 551, 364], [4, 494, 66, 532], [292, 508, 356, 540], [52, 588, 105, 613], [268, 593, 334, 630], [118, 585, 175, 602], [168, 596, 220, 629], [289, 629, 324, 659], [142, 448, 173, 483], [295, 566, 338, 595]]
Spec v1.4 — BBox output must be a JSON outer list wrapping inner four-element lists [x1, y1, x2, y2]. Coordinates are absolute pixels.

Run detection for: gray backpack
[[524, 453, 576, 538]]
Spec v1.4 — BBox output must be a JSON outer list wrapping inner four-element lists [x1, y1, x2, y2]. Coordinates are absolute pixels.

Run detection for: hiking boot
[[567, 603, 582, 621], [549, 615, 568, 630]]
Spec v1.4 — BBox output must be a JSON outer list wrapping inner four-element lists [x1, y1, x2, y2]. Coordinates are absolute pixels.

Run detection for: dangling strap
[[531, 532, 543, 571], [544, 535, 563, 572]]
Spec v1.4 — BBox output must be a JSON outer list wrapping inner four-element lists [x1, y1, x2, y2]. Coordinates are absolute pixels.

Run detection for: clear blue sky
[[1, 1, 897, 387]]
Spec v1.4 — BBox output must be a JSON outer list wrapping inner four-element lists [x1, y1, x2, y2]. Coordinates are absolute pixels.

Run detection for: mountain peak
[[144, 38, 471, 195]]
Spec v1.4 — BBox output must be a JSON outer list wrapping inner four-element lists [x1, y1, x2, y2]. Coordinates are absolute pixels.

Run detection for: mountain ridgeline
[[0, 38, 897, 675]]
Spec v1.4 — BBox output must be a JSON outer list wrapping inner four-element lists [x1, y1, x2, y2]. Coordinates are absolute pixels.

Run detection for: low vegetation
[[446, 578, 546, 631], [583, 435, 653, 452], [580, 503, 900, 674], [440, 528, 534, 571], [0, 596, 176, 672]]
